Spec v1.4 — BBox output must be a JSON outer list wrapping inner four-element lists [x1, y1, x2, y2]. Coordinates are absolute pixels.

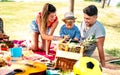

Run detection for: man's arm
[[96, 37, 105, 67]]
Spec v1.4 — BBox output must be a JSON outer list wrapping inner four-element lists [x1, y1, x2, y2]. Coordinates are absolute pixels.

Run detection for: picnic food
[[0, 57, 7, 67], [80, 34, 96, 50], [0, 43, 8, 51], [3, 41, 14, 48], [58, 38, 81, 53]]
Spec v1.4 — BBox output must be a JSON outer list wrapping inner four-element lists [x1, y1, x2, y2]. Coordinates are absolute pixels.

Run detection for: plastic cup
[[10, 47, 22, 58]]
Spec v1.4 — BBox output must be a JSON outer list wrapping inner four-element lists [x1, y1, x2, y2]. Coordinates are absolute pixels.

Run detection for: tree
[[107, 0, 111, 6], [102, 0, 105, 8], [69, 0, 74, 13]]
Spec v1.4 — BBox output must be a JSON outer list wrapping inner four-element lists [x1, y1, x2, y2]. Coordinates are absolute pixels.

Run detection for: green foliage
[[117, 2, 120, 7], [105, 48, 120, 57], [80, 34, 96, 50]]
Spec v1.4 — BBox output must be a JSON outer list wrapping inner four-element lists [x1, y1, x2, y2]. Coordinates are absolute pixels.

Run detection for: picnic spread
[[0, 41, 58, 75], [4, 33, 120, 75], [0, 32, 102, 75]]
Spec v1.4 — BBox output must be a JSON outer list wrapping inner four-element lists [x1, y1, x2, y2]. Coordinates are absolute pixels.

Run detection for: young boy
[[60, 12, 80, 42]]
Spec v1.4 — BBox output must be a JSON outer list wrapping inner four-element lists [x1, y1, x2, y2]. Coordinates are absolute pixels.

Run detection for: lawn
[[0, 0, 120, 56]]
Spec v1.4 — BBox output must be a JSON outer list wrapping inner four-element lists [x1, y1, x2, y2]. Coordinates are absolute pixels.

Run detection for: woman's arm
[[40, 20, 60, 40], [40, 30, 61, 40], [37, 14, 61, 40], [40, 26, 53, 40], [35, 13, 53, 40]]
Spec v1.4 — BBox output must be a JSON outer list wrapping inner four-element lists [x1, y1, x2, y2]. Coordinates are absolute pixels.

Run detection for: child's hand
[[64, 35, 70, 39], [73, 38, 79, 41]]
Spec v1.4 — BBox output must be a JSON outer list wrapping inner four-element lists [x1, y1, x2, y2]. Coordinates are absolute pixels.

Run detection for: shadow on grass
[[105, 48, 120, 58]]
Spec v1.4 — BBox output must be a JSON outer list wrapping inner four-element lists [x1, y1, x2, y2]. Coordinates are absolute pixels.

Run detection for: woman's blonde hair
[[41, 3, 56, 32]]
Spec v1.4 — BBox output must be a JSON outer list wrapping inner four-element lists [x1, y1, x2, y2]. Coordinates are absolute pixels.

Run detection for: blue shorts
[[30, 20, 50, 34], [30, 20, 40, 33]]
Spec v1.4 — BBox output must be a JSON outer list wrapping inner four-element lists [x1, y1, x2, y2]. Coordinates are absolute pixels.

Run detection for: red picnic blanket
[[13, 40, 57, 61]]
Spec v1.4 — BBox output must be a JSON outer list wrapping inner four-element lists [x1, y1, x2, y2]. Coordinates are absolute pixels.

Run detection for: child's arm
[[74, 26, 81, 41], [60, 25, 65, 38]]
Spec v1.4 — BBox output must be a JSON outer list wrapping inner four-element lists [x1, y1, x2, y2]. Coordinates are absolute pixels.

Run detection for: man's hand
[[105, 63, 118, 69]]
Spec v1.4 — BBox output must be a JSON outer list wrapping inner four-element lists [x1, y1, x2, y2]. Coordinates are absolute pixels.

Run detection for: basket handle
[[67, 39, 72, 44], [79, 46, 84, 57]]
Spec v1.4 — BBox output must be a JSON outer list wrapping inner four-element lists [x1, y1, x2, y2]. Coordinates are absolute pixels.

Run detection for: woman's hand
[[53, 36, 62, 41]]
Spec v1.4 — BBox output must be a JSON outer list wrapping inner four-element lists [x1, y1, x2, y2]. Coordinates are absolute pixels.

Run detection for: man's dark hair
[[83, 5, 98, 16]]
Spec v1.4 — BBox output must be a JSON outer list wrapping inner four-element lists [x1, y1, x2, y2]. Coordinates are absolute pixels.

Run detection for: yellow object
[[59, 38, 65, 43], [73, 57, 102, 75], [58, 38, 69, 51], [8, 60, 47, 75]]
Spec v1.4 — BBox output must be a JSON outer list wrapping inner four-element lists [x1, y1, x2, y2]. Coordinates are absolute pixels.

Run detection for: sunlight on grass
[[104, 26, 120, 49]]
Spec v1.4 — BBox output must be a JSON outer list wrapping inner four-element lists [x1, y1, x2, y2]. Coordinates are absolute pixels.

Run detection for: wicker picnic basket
[[55, 57, 77, 71], [55, 49, 84, 71], [55, 39, 84, 71], [55, 35, 96, 71]]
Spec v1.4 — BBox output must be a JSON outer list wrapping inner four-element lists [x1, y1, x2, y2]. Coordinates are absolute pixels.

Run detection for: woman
[[29, 3, 61, 55]]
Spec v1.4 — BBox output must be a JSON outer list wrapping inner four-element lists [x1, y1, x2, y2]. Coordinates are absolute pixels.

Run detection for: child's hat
[[62, 12, 76, 21]]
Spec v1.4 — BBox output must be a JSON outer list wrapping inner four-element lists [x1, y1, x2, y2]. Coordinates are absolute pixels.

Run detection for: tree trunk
[[102, 0, 105, 8], [70, 0, 74, 13], [107, 0, 111, 6]]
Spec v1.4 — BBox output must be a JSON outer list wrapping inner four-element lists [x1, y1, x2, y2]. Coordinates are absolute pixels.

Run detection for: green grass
[[0, 1, 120, 56], [105, 48, 120, 57]]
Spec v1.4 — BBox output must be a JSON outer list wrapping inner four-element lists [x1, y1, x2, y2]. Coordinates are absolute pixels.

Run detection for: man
[[80, 5, 106, 67]]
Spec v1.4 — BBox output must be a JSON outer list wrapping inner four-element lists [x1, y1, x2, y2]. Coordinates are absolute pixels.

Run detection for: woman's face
[[48, 12, 56, 22]]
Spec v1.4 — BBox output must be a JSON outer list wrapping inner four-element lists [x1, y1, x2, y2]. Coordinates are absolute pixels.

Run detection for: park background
[[0, 0, 120, 58]]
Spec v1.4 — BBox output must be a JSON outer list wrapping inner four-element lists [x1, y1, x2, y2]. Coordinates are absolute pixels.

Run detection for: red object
[[0, 44, 8, 51], [34, 50, 56, 61], [1, 48, 8, 51]]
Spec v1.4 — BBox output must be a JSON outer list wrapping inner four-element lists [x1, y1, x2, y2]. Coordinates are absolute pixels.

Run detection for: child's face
[[65, 19, 75, 29]]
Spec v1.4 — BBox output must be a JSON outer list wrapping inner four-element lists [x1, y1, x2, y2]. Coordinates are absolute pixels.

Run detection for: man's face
[[84, 14, 97, 26]]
